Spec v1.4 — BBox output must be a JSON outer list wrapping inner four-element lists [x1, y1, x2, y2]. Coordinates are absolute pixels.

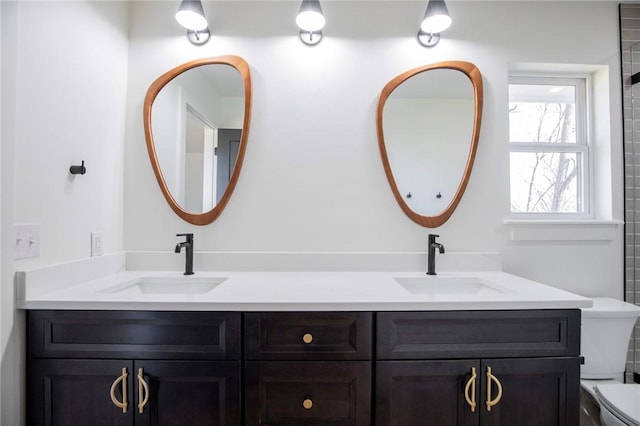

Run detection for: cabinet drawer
[[244, 312, 372, 360], [245, 361, 371, 426], [28, 310, 241, 360], [377, 310, 580, 359]]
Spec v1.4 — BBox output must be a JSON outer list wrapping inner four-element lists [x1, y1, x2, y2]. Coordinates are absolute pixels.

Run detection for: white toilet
[[580, 298, 640, 426]]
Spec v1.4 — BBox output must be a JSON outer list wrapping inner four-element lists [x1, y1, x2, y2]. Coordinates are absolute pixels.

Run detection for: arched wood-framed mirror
[[376, 61, 483, 227], [143, 55, 252, 225]]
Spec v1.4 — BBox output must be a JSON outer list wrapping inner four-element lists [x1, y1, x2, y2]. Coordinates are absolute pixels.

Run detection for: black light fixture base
[[417, 30, 440, 47], [299, 30, 322, 46], [187, 28, 210, 45]]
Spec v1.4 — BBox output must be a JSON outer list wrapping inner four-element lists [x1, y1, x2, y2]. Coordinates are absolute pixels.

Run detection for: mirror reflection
[[144, 56, 252, 225], [153, 64, 243, 213], [377, 61, 483, 227]]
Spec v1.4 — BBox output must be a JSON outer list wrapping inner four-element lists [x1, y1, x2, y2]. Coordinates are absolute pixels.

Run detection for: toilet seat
[[582, 379, 620, 398], [595, 384, 640, 426]]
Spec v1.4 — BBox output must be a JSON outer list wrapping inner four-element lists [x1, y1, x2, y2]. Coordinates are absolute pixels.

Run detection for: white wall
[[12, 1, 129, 268], [125, 1, 623, 298], [0, 2, 19, 424], [1, 1, 130, 424]]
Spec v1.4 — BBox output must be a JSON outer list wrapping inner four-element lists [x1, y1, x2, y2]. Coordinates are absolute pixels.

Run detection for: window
[[508, 76, 590, 217]]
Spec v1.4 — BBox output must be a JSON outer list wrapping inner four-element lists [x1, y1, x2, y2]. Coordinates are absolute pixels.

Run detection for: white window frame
[[508, 74, 592, 219]]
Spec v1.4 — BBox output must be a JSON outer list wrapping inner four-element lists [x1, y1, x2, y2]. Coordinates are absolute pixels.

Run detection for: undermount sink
[[394, 276, 508, 295], [105, 276, 227, 295]]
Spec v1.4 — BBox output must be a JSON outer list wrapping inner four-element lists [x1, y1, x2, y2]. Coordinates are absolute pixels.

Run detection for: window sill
[[503, 219, 623, 241]]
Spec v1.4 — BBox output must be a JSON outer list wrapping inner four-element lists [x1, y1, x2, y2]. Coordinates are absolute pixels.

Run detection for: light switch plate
[[14, 224, 40, 259], [91, 231, 104, 257]]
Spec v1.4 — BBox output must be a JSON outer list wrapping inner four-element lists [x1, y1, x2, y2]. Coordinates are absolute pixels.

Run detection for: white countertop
[[16, 269, 593, 311]]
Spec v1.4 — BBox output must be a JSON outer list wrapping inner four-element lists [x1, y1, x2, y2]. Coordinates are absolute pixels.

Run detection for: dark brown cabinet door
[[134, 360, 241, 426], [376, 357, 579, 426], [29, 359, 241, 426], [245, 361, 371, 426], [480, 357, 580, 426], [28, 359, 134, 426], [375, 360, 480, 426]]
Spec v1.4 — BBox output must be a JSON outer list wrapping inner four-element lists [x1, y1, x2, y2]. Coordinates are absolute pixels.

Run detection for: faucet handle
[[176, 233, 193, 242]]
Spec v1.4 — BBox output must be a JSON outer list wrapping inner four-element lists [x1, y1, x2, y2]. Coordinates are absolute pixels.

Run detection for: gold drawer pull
[[109, 367, 128, 413], [137, 368, 149, 414], [302, 333, 313, 344], [303, 398, 313, 410], [486, 366, 503, 411], [464, 367, 477, 412]]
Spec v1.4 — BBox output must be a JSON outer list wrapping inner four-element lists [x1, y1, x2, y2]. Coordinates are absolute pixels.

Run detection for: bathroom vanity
[[19, 270, 589, 426]]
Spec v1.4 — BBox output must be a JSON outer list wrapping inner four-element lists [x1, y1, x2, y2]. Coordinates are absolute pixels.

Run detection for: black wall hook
[[69, 161, 86, 175]]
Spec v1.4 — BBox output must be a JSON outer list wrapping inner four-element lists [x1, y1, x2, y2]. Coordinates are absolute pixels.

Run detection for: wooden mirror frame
[[376, 61, 483, 228], [143, 55, 252, 225]]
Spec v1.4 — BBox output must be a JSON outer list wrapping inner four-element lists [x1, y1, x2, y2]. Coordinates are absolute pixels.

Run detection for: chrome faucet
[[175, 233, 194, 275], [427, 234, 445, 276]]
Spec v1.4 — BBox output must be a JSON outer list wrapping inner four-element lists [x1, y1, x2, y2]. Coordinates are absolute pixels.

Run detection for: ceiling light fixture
[[417, 0, 452, 47], [175, 0, 211, 45], [296, 0, 325, 46]]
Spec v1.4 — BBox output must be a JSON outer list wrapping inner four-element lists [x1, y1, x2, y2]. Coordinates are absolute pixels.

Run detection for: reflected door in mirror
[[184, 116, 240, 212], [216, 129, 241, 204]]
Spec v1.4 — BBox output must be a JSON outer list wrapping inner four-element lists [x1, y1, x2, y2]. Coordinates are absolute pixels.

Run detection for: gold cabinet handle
[[302, 333, 313, 344], [464, 367, 477, 412], [137, 368, 150, 414], [109, 367, 128, 413], [303, 398, 313, 409], [486, 366, 503, 411]]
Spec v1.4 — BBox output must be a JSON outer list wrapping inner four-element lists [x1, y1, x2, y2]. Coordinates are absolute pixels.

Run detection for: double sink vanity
[[18, 55, 592, 425], [19, 265, 590, 426]]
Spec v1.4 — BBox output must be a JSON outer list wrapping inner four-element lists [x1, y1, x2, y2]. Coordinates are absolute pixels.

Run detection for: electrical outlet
[[14, 224, 40, 259], [91, 232, 104, 257]]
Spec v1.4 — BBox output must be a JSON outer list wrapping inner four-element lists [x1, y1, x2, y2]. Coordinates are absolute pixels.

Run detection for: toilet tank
[[580, 298, 640, 380]]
